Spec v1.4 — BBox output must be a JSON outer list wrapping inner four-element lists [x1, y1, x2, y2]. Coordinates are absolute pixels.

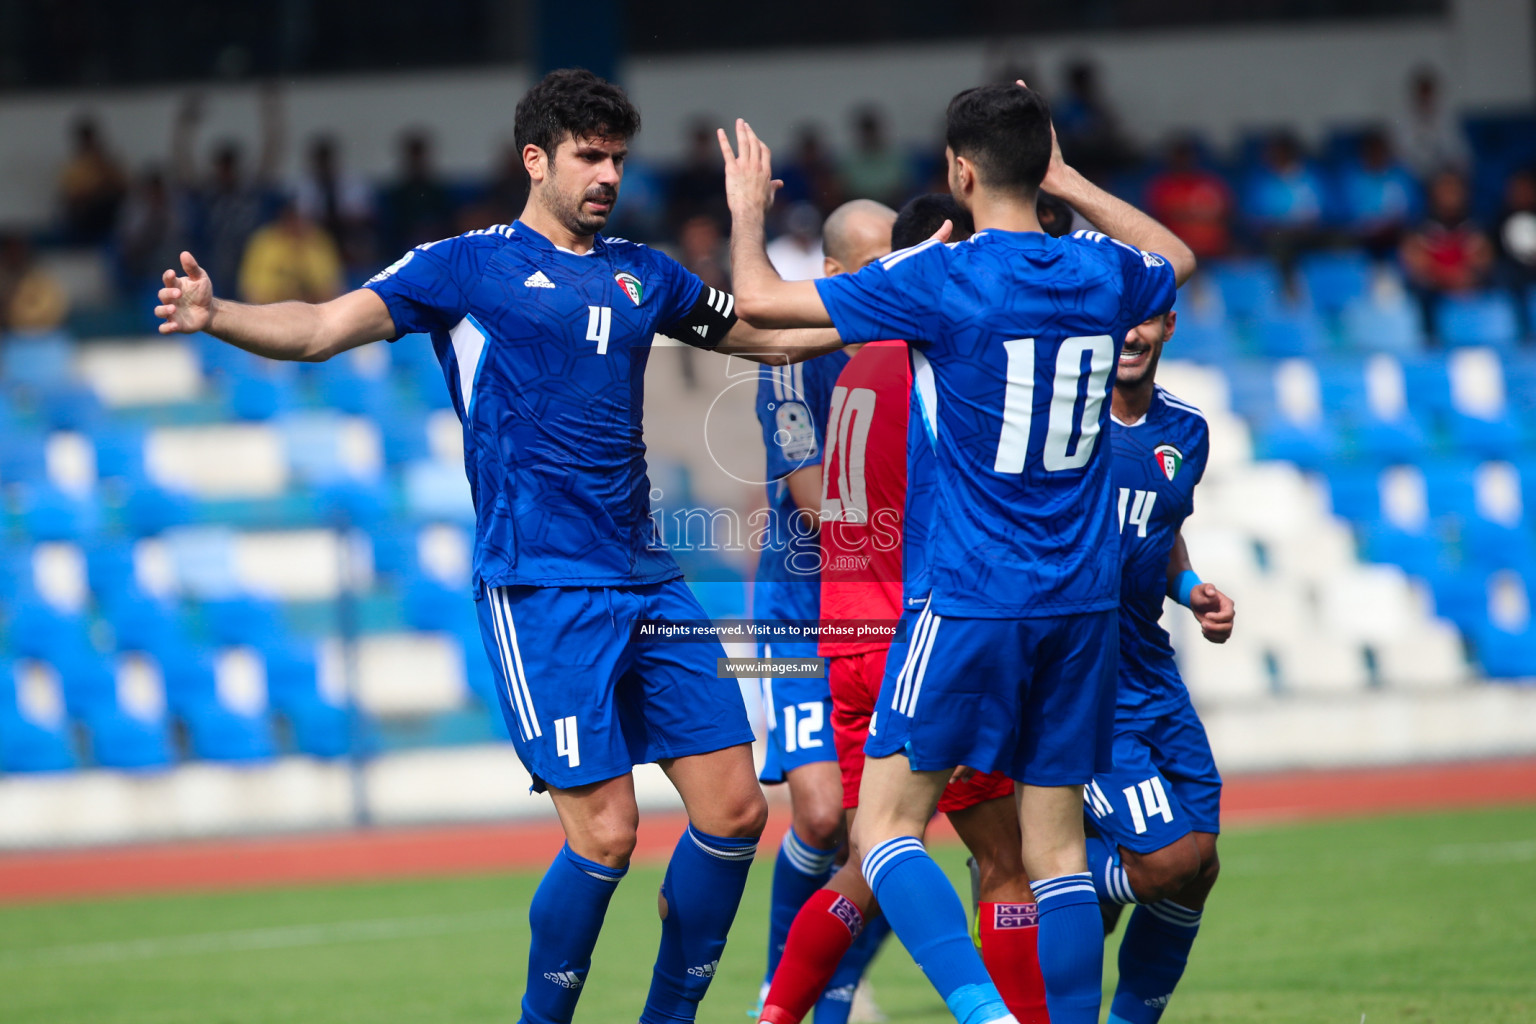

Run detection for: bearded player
[[1083, 307, 1234, 1024]]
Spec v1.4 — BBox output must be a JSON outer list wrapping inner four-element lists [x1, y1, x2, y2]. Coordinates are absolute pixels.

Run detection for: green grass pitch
[[1, 806, 1532, 1023]]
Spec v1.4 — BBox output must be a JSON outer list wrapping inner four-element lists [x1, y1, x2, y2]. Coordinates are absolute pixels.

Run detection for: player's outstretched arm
[[1024, 84, 1196, 287], [156, 250, 395, 362], [712, 319, 844, 364], [1168, 531, 1235, 643], [718, 119, 834, 330]]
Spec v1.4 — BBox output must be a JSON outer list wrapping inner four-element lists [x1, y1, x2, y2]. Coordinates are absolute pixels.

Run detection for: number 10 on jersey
[[993, 335, 1115, 474]]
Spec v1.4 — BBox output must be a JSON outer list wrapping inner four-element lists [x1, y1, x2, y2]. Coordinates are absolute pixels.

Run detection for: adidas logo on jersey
[[693, 324, 709, 338], [686, 960, 719, 979], [524, 271, 555, 289], [543, 971, 584, 989]]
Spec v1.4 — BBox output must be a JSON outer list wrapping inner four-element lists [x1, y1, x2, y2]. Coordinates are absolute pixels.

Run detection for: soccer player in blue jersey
[[751, 199, 896, 1019], [1084, 308, 1234, 1024], [155, 68, 845, 1024], [719, 80, 1196, 1024]]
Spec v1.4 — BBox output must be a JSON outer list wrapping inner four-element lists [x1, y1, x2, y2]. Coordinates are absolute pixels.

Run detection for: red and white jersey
[[819, 340, 908, 656]]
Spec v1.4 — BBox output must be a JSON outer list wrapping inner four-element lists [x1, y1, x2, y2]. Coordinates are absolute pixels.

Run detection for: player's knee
[[1125, 840, 1201, 903], [573, 818, 639, 868], [794, 802, 846, 851], [711, 785, 769, 840]]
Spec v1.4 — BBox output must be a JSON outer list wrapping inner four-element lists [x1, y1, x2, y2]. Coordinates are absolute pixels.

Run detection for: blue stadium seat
[[1324, 464, 1382, 522], [318, 367, 396, 419], [1206, 260, 1286, 321], [19, 483, 101, 542], [1398, 358, 1455, 422], [0, 716, 77, 772], [85, 708, 174, 770], [1425, 569, 1491, 633], [6, 602, 93, 662], [314, 478, 393, 529], [368, 523, 419, 579], [1436, 292, 1521, 349], [1361, 524, 1445, 579], [103, 594, 187, 657], [1462, 518, 1536, 572], [228, 373, 290, 421], [0, 660, 77, 772], [1166, 315, 1237, 363], [1449, 410, 1527, 461], [1341, 295, 1425, 353], [89, 422, 147, 482], [202, 596, 287, 648], [38, 383, 103, 432], [1221, 361, 1279, 423], [379, 406, 432, 465], [156, 643, 219, 717], [403, 575, 469, 632], [1421, 460, 1479, 522], [0, 427, 50, 484], [1, 331, 73, 389], [52, 649, 119, 721], [1298, 251, 1373, 315], [121, 484, 197, 536], [84, 540, 137, 603], [457, 632, 498, 708], [1252, 420, 1341, 472], [261, 642, 349, 758], [183, 704, 274, 762], [1256, 304, 1330, 358], [1474, 625, 1536, 678]]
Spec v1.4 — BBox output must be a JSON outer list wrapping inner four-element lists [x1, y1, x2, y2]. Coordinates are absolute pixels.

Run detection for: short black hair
[[892, 194, 974, 250], [514, 68, 641, 156], [945, 83, 1052, 194]]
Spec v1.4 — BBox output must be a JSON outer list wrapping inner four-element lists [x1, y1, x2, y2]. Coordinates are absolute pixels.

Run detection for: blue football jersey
[[753, 352, 850, 621], [817, 228, 1178, 617], [902, 347, 939, 609], [1110, 385, 1210, 718], [365, 221, 728, 590]]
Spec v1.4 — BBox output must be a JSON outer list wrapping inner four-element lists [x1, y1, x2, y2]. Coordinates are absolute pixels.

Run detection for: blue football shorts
[[757, 639, 836, 784], [474, 580, 755, 791], [865, 599, 1116, 786], [1084, 697, 1223, 855]]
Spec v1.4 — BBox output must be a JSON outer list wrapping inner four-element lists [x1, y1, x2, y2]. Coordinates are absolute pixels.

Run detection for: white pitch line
[[1428, 838, 1536, 864], [0, 909, 515, 969]]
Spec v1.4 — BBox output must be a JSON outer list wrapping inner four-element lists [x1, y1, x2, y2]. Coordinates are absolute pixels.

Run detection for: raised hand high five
[[156, 251, 215, 335]]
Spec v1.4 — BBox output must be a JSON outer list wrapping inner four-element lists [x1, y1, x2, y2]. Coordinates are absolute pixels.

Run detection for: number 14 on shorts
[[1090, 776, 1174, 835]]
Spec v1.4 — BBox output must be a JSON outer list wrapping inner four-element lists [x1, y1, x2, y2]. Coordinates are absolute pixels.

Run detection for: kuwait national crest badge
[[615, 271, 643, 305], [1153, 443, 1184, 481]]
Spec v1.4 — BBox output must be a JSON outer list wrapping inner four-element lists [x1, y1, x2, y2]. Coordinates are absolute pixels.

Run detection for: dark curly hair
[[892, 193, 974, 250], [514, 68, 641, 155]]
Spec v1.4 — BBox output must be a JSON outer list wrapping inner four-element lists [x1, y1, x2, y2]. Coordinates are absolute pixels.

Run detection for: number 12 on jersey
[[993, 335, 1115, 474]]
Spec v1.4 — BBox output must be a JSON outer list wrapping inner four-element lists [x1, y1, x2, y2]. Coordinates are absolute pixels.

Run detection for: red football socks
[[759, 888, 866, 1024], [979, 901, 1050, 1024]]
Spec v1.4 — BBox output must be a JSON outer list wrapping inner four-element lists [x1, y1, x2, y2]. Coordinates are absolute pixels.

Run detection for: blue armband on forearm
[[1174, 570, 1202, 607]]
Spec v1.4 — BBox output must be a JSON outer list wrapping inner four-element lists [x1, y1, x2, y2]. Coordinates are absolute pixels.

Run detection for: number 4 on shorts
[[1122, 776, 1173, 834], [555, 716, 581, 768]]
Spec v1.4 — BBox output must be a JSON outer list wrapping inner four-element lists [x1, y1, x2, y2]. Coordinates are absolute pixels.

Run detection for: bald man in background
[[751, 199, 897, 1024]]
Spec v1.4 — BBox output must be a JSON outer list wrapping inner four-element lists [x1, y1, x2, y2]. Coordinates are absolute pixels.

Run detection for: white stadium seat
[[1274, 636, 1371, 695], [1176, 634, 1272, 703], [1373, 619, 1471, 691], [353, 633, 468, 716], [145, 424, 288, 498]]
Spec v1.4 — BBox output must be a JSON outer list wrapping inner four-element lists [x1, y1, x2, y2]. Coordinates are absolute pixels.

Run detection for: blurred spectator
[[237, 198, 344, 305], [839, 107, 910, 208], [294, 136, 376, 273], [1400, 170, 1494, 336], [0, 233, 69, 332], [674, 214, 730, 389], [172, 92, 281, 294], [1037, 192, 1076, 238], [1394, 67, 1468, 178], [1493, 167, 1536, 330], [766, 202, 824, 281], [1146, 136, 1234, 259], [115, 167, 190, 293], [667, 119, 728, 234], [457, 142, 530, 232], [1338, 129, 1421, 258], [58, 115, 126, 244], [1052, 60, 1132, 181], [380, 130, 456, 257], [1244, 131, 1328, 267], [777, 125, 845, 215]]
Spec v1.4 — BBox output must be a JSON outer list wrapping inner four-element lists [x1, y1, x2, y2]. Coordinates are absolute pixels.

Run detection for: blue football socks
[[766, 828, 838, 982], [1107, 900, 1202, 1024], [641, 825, 759, 1024], [1031, 873, 1107, 1024], [1085, 831, 1138, 905], [864, 836, 1013, 1024], [520, 843, 626, 1024]]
